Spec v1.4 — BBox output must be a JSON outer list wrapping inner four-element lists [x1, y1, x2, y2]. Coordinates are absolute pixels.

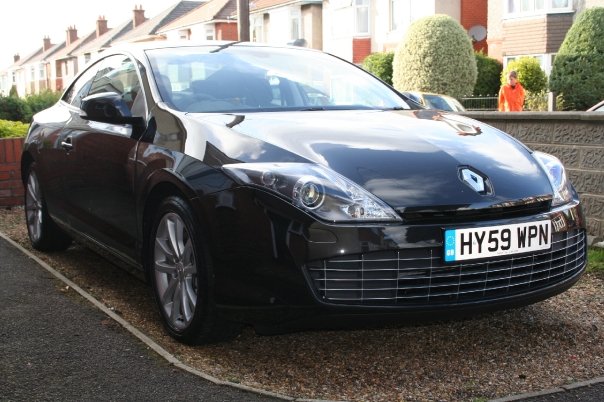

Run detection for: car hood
[[185, 109, 553, 210]]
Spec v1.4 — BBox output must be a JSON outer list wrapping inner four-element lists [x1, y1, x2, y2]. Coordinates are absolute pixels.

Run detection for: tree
[[549, 7, 604, 110], [392, 15, 477, 99], [474, 52, 502, 96], [362, 52, 394, 86], [501, 57, 547, 94]]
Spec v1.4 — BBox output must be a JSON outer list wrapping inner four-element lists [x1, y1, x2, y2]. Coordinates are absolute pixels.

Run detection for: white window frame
[[251, 14, 264, 42], [178, 29, 191, 40], [205, 26, 215, 41], [503, 53, 556, 75], [390, 0, 403, 31], [505, 0, 573, 18], [354, 0, 370, 36], [290, 8, 302, 40]]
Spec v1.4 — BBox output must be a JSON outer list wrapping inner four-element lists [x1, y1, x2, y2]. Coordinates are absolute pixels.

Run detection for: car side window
[[62, 62, 101, 108], [88, 55, 146, 117]]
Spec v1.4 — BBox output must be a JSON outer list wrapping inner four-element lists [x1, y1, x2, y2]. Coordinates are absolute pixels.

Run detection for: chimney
[[66, 26, 78, 46], [13, 54, 20, 63], [43, 36, 52, 51], [133, 5, 146, 28], [96, 16, 109, 38]]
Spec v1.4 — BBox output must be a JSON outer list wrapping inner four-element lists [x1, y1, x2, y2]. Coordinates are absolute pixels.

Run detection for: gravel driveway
[[2, 207, 603, 402]]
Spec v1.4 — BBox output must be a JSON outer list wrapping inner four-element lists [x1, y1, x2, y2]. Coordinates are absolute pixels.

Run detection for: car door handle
[[61, 136, 73, 150]]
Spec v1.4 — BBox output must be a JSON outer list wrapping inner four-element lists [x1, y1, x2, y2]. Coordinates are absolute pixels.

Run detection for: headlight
[[533, 151, 572, 206], [223, 163, 401, 222]]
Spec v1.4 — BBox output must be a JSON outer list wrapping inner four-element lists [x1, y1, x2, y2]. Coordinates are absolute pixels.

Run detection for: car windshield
[[424, 94, 455, 111], [145, 45, 411, 113]]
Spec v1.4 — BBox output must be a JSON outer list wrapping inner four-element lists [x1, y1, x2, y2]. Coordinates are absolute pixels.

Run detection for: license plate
[[444, 220, 551, 262]]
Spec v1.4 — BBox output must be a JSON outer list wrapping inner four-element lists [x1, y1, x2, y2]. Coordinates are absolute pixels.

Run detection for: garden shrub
[[362, 52, 394, 85], [25, 90, 61, 116], [549, 7, 604, 110], [392, 15, 477, 99], [0, 96, 31, 123], [474, 52, 502, 96], [501, 57, 547, 94], [524, 90, 566, 111], [0, 119, 29, 138]]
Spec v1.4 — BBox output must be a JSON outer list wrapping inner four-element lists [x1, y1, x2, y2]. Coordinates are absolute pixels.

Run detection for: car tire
[[24, 163, 72, 252], [148, 196, 239, 344]]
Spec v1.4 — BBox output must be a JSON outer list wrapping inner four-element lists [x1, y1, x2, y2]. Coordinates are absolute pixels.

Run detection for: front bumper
[[206, 188, 586, 327]]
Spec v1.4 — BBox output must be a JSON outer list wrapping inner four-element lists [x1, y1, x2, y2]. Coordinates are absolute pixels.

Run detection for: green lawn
[[587, 247, 604, 274]]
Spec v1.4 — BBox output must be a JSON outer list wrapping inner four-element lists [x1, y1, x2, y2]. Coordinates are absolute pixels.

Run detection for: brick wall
[[352, 38, 371, 64], [545, 13, 574, 53], [462, 111, 604, 241], [0, 138, 25, 208], [501, 13, 573, 57]]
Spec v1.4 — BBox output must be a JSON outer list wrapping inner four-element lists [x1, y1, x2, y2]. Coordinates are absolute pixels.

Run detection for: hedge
[[0, 119, 29, 138]]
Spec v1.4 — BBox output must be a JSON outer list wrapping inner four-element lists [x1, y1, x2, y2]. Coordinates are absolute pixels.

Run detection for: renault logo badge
[[460, 167, 493, 195]]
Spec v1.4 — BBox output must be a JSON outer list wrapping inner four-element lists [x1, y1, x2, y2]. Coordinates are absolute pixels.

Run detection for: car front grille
[[305, 229, 586, 306]]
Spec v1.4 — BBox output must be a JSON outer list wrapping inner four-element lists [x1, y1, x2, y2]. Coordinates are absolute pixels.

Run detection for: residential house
[[50, 26, 98, 92], [323, 0, 487, 63], [1, 55, 24, 97], [1, 38, 65, 97], [114, 1, 203, 44], [247, 0, 323, 50], [74, 8, 151, 73], [156, 0, 238, 42], [487, 0, 604, 74]]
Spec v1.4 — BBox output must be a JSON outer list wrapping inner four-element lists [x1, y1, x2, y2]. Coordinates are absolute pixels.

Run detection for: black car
[[22, 42, 587, 344]]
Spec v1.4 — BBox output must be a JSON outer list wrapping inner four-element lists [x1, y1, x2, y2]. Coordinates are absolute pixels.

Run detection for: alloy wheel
[[153, 212, 198, 330], [25, 172, 43, 243]]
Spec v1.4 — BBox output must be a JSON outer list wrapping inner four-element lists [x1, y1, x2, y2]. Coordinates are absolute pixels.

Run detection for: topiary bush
[[0, 119, 29, 138], [474, 52, 502, 96], [0, 96, 31, 123], [362, 52, 394, 85], [392, 15, 477, 99], [549, 7, 604, 110], [501, 57, 547, 94]]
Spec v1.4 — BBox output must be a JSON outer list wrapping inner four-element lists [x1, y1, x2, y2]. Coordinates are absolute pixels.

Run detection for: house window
[[391, 0, 403, 31], [31, 67, 35, 81], [251, 15, 264, 42], [39, 65, 45, 79], [504, 53, 555, 75], [506, 0, 571, 17], [205, 27, 214, 40], [179, 29, 191, 40], [354, 0, 370, 35], [290, 8, 302, 40]]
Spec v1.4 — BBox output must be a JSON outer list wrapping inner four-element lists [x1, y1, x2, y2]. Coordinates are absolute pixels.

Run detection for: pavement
[[1, 233, 603, 402]]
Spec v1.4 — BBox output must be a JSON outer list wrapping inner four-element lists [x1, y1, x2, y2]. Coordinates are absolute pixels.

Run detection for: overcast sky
[[0, 0, 174, 69]]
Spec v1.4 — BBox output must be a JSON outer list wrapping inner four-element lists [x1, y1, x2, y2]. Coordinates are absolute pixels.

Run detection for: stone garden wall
[[463, 111, 604, 241]]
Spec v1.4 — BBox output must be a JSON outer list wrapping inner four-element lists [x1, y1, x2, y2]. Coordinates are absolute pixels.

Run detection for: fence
[[461, 96, 498, 111]]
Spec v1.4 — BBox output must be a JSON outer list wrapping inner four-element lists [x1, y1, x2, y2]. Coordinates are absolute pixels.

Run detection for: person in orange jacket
[[498, 70, 525, 112]]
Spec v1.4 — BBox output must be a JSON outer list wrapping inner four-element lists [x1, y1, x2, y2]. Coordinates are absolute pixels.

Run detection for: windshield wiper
[[300, 107, 326, 111]]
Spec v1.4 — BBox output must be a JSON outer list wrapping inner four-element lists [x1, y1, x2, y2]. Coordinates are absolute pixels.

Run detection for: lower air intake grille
[[305, 229, 586, 306]]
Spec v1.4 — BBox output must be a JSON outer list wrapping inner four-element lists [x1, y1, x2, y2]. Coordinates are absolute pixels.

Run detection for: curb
[[489, 377, 604, 402], [0, 231, 346, 402]]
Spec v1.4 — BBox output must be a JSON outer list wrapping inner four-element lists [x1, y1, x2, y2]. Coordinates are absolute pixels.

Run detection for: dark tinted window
[[88, 55, 145, 117], [62, 62, 100, 108]]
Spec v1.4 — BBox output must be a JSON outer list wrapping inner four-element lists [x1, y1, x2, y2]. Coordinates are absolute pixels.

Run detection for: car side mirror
[[80, 92, 144, 127]]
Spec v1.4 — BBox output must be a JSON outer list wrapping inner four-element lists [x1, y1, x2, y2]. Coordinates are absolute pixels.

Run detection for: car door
[[61, 54, 147, 264]]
